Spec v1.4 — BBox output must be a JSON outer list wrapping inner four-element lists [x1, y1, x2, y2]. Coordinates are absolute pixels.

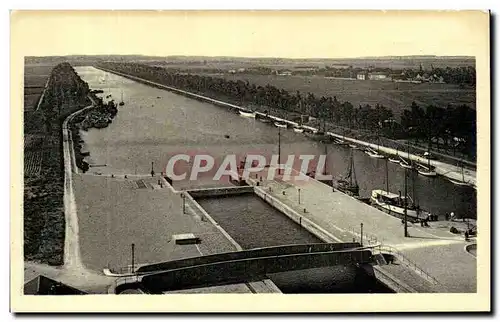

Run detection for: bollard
[[282, 191, 286, 195], [303, 208, 307, 213]]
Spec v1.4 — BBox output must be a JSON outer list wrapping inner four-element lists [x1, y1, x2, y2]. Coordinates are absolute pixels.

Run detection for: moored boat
[[274, 121, 288, 128], [388, 157, 400, 164], [370, 189, 428, 222], [334, 150, 359, 197], [448, 162, 470, 186], [239, 109, 256, 118], [293, 126, 304, 133], [399, 156, 414, 169], [365, 147, 385, 159]]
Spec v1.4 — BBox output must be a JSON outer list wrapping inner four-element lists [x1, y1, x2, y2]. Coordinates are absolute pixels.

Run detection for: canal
[[196, 193, 394, 293], [75, 66, 476, 219]]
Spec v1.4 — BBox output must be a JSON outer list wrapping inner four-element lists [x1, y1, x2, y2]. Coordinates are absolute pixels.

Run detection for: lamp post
[[181, 193, 185, 214], [298, 188, 301, 204]]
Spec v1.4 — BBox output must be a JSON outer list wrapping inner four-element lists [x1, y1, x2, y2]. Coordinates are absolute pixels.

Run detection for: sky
[[11, 10, 488, 59]]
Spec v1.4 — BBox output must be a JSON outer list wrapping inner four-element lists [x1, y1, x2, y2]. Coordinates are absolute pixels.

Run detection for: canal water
[[74, 66, 476, 219], [197, 193, 394, 293]]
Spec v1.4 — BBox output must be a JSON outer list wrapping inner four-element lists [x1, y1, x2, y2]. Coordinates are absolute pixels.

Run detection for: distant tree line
[[97, 62, 476, 158]]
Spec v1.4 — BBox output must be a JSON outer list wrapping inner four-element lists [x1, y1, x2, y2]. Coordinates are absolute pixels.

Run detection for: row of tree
[[97, 62, 476, 158], [39, 62, 91, 133]]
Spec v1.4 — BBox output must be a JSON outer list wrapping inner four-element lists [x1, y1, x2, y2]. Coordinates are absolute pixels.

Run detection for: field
[[210, 74, 476, 118], [24, 63, 54, 112]]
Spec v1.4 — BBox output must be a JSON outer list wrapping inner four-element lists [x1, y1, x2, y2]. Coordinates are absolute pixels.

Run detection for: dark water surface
[[197, 193, 394, 293]]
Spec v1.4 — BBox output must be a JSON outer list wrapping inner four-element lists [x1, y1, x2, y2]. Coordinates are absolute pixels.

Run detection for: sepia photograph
[[10, 10, 490, 312]]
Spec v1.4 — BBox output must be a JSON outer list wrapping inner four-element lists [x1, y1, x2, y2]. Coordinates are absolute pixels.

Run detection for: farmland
[[23, 62, 91, 265], [24, 63, 54, 112], [202, 73, 476, 119]]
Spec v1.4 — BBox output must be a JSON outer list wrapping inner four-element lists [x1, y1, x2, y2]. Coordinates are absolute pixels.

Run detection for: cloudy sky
[[12, 10, 488, 58]]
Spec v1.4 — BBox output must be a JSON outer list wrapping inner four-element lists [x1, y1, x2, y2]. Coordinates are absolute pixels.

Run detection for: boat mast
[[385, 158, 389, 193], [404, 168, 408, 237], [324, 143, 328, 176], [278, 126, 281, 175]]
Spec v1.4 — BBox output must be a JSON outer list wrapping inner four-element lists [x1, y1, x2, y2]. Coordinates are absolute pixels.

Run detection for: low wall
[[136, 242, 361, 273], [188, 186, 254, 199], [140, 249, 372, 293]]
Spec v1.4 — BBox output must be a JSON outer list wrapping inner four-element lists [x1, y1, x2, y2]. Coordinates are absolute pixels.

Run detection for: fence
[[347, 226, 440, 285]]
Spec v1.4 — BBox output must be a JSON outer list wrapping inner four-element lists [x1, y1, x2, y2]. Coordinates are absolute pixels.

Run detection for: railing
[[347, 226, 440, 285]]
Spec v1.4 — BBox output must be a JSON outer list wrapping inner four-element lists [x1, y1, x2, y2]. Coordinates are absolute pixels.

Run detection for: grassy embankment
[[24, 62, 91, 265]]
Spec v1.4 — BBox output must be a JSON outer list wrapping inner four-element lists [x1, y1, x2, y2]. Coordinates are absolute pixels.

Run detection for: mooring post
[[181, 193, 186, 214], [298, 188, 301, 204]]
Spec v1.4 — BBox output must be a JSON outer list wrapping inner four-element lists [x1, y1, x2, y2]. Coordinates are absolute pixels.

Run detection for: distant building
[[228, 69, 236, 74], [356, 73, 367, 80], [237, 68, 246, 73], [278, 70, 292, 76], [368, 72, 390, 80]]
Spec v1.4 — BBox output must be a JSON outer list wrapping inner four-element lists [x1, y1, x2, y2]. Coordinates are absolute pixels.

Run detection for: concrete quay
[[95, 66, 477, 187], [245, 168, 476, 293]]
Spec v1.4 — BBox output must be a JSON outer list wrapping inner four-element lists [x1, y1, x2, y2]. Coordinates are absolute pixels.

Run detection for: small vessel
[[293, 126, 305, 133], [334, 138, 349, 146], [334, 150, 359, 197], [274, 121, 288, 128], [415, 163, 437, 177], [399, 156, 414, 169], [388, 157, 400, 164], [388, 147, 400, 163], [448, 162, 470, 186], [370, 189, 427, 222], [349, 144, 358, 149], [239, 108, 256, 118], [304, 129, 334, 143], [118, 90, 125, 106], [365, 147, 385, 159]]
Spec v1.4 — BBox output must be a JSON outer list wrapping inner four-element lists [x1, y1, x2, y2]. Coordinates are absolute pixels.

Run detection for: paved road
[[247, 167, 476, 292]]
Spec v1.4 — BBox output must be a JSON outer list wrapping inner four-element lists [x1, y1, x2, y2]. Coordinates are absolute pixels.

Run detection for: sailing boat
[[365, 134, 385, 158], [388, 147, 400, 164], [370, 164, 428, 222], [304, 118, 333, 142], [118, 89, 125, 106], [335, 150, 360, 197], [415, 146, 437, 177], [448, 162, 469, 186], [399, 140, 414, 169]]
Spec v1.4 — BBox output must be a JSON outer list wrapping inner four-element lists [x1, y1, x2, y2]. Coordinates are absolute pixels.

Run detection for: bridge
[[110, 242, 373, 294]]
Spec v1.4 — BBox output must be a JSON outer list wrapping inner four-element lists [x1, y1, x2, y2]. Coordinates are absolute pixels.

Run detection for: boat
[[365, 147, 385, 159], [388, 157, 400, 164], [239, 109, 256, 118], [349, 144, 359, 149], [334, 138, 349, 146], [388, 147, 400, 163], [274, 121, 288, 128], [415, 152, 437, 176], [118, 89, 125, 106], [334, 150, 360, 197], [399, 156, 414, 169], [293, 126, 305, 133], [448, 162, 470, 186], [370, 189, 428, 222], [415, 163, 437, 177]]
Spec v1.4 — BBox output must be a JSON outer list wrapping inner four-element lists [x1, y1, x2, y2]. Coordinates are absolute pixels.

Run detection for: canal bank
[[75, 66, 477, 220], [94, 66, 476, 188]]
